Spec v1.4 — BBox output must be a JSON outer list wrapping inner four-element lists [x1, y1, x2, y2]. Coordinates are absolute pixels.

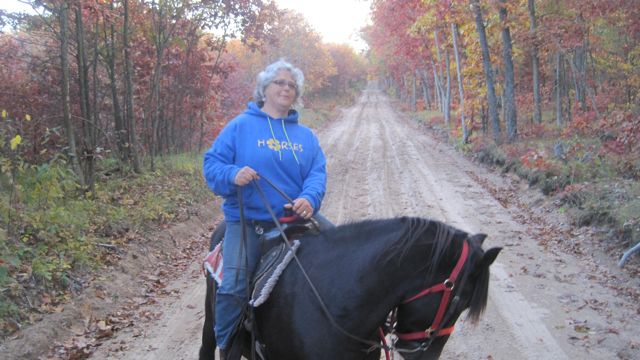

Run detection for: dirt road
[[88, 83, 639, 359]]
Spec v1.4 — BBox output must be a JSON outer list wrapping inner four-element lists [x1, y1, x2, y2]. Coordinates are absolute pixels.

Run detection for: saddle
[[203, 218, 319, 298]]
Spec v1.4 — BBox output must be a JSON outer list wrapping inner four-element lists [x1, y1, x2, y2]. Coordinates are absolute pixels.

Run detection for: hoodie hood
[[246, 102, 299, 123]]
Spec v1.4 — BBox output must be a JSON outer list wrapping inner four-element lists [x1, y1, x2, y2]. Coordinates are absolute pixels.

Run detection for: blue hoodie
[[203, 102, 327, 222]]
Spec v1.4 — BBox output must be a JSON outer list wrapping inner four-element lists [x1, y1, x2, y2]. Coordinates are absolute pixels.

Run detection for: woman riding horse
[[203, 59, 330, 359]]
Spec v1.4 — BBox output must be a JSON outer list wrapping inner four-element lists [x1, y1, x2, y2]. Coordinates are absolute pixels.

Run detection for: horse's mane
[[329, 217, 491, 323], [327, 217, 463, 273], [465, 240, 491, 323], [466, 265, 490, 323], [381, 217, 463, 273]]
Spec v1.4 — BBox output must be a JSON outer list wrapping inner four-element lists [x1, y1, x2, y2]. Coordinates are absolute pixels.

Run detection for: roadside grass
[[0, 153, 212, 336], [410, 109, 640, 264], [299, 106, 336, 129], [301, 88, 363, 129]]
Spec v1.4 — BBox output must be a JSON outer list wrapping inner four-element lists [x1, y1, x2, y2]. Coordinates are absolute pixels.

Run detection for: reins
[[236, 188, 259, 360], [248, 177, 385, 352], [238, 175, 471, 357]]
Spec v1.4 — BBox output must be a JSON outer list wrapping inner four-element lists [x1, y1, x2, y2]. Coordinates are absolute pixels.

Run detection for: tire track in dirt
[[322, 95, 370, 223]]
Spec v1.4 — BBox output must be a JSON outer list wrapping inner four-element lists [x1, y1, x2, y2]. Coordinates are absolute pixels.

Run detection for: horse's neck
[[305, 228, 418, 317]]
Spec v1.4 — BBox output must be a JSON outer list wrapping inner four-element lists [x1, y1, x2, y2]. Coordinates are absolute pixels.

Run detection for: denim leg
[[214, 221, 261, 350]]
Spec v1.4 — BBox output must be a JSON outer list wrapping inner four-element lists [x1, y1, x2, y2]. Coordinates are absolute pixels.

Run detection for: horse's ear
[[469, 233, 487, 245], [482, 247, 502, 267]]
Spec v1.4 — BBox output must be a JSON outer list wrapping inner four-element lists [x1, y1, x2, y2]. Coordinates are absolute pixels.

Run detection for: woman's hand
[[285, 198, 313, 219], [234, 166, 259, 186]]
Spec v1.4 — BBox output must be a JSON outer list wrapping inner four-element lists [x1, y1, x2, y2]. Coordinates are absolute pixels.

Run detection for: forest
[[0, 0, 638, 346], [366, 0, 639, 266], [0, 0, 366, 336]]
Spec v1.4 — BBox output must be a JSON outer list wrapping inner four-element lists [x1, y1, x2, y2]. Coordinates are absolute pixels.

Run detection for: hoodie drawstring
[[267, 116, 300, 165], [281, 119, 300, 165], [266, 116, 282, 160]]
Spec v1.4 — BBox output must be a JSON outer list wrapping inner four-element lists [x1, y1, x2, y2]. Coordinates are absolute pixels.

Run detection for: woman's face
[[263, 70, 297, 112]]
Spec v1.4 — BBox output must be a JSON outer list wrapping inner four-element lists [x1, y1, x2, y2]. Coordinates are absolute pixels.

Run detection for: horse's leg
[[199, 276, 217, 359]]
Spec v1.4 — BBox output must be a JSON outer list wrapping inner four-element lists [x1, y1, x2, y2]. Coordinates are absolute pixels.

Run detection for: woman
[[203, 59, 329, 357]]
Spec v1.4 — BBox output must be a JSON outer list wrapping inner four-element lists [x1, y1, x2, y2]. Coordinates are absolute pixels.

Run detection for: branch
[[618, 242, 640, 268], [97, 243, 119, 251]]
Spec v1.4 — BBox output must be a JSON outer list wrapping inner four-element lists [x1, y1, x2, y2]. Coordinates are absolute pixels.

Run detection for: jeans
[[214, 213, 334, 350], [214, 220, 266, 350]]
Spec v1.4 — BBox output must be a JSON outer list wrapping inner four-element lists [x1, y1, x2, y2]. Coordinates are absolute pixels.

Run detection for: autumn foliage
[[0, 1, 366, 179], [0, 0, 366, 336], [367, 0, 640, 175]]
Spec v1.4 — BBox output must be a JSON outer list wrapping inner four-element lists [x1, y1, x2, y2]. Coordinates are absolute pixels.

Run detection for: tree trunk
[[471, 0, 501, 141], [573, 14, 587, 111], [75, 4, 95, 191], [123, 0, 141, 173], [555, 51, 564, 127], [59, 3, 84, 186], [563, 41, 600, 119], [420, 69, 432, 110], [411, 72, 417, 111], [451, 23, 468, 143], [431, 61, 442, 112], [444, 49, 451, 128], [92, 18, 100, 151], [434, 29, 447, 122], [106, 2, 126, 164], [150, 1, 167, 172], [528, 0, 542, 124], [499, 0, 517, 142]]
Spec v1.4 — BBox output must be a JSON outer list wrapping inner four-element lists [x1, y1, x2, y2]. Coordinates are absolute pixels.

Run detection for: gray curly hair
[[253, 59, 304, 107]]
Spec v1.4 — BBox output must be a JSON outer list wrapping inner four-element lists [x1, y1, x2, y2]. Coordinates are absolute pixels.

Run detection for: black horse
[[200, 216, 501, 359]]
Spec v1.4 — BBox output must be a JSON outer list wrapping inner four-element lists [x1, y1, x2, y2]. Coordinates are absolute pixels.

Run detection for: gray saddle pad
[[250, 240, 300, 307]]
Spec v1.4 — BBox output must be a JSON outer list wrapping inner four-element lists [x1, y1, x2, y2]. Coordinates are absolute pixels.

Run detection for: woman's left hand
[[286, 198, 313, 219]]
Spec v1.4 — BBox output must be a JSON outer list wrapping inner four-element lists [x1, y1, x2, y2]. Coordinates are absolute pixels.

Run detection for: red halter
[[395, 240, 469, 341]]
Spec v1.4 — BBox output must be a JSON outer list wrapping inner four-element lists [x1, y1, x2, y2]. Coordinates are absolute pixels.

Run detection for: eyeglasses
[[272, 79, 298, 91]]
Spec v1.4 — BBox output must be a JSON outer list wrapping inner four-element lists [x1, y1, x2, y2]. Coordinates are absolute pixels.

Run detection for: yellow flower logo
[[267, 138, 281, 151]]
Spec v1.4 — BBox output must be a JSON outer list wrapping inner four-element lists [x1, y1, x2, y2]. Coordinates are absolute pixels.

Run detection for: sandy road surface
[[88, 83, 639, 359]]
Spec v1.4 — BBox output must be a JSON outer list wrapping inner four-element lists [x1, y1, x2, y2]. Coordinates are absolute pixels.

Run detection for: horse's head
[[393, 226, 501, 359]]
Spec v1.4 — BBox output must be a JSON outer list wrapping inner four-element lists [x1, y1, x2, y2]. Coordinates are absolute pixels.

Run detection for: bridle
[[390, 239, 470, 355]]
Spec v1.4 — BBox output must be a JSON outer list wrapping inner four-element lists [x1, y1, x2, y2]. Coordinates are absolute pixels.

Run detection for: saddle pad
[[203, 243, 223, 286], [250, 240, 300, 307]]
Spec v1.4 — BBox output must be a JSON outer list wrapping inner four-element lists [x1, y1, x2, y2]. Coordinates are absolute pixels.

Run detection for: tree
[[471, 0, 500, 141], [499, 0, 517, 142], [270, 10, 336, 102], [58, 1, 84, 185], [528, 0, 542, 124], [451, 23, 468, 143], [123, 0, 141, 173], [74, 1, 98, 191]]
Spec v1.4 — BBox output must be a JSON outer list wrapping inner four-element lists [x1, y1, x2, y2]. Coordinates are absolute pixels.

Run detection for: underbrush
[[302, 88, 363, 129], [299, 107, 337, 129], [0, 153, 212, 336], [410, 109, 640, 266]]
